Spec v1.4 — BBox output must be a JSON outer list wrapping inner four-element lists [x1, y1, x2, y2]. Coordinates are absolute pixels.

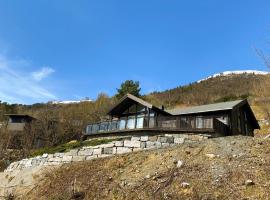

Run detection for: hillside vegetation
[[25, 136, 270, 200], [0, 72, 270, 153], [145, 73, 270, 108]]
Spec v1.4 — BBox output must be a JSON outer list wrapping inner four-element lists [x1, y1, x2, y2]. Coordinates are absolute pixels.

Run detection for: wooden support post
[[135, 104, 138, 129], [147, 108, 150, 128], [154, 113, 158, 128]]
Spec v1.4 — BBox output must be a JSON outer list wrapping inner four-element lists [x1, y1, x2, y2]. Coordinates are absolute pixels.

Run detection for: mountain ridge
[[197, 70, 269, 83]]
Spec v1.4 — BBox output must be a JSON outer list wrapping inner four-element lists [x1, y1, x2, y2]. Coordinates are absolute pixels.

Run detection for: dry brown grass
[[25, 136, 270, 200]]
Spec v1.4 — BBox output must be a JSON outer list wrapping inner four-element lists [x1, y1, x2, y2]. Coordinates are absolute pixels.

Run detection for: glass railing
[[85, 117, 148, 135], [85, 116, 214, 135]]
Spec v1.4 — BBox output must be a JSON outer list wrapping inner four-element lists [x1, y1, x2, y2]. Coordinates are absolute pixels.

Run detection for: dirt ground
[[21, 136, 270, 200]]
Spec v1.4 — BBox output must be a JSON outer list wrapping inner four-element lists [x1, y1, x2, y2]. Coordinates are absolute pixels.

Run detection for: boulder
[[157, 136, 167, 143], [205, 153, 216, 159], [124, 140, 141, 148], [93, 148, 102, 155], [72, 156, 86, 162], [62, 155, 73, 162], [103, 147, 114, 154], [166, 137, 174, 143], [154, 142, 162, 147], [65, 149, 79, 156], [115, 141, 124, 147], [116, 147, 132, 154], [131, 136, 140, 141], [85, 155, 97, 160], [140, 136, 149, 142], [174, 138, 185, 144], [98, 143, 115, 148], [78, 149, 93, 156], [245, 179, 255, 186], [140, 142, 146, 148], [148, 136, 158, 142], [176, 160, 184, 168], [181, 182, 190, 188], [146, 141, 156, 148]]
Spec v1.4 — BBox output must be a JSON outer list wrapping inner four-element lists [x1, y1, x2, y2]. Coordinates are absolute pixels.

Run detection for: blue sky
[[0, 1, 269, 104]]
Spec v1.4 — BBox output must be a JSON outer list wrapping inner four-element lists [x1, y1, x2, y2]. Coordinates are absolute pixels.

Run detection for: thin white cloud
[[31, 66, 55, 81], [0, 55, 57, 104]]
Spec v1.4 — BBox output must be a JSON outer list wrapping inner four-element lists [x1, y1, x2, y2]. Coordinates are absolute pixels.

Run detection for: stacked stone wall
[[5, 134, 209, 172]]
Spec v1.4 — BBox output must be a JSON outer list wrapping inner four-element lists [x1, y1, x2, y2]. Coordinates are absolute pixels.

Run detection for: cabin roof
[[166, 100, 244, 115], [107, 93, 170, 116]]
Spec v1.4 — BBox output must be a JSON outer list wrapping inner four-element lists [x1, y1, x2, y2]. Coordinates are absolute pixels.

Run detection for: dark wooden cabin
[[85, 94, 259, 137]]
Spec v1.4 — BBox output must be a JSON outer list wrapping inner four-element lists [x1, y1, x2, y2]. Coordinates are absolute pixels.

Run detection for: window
[[238, 113, 241, 132], [92, 124, 99, 133], [86, 125, 92, 134], [136, 115, 144, 128], [203, 118, 213, 128], [118, 118, 126, 130], [127, 116, 135, 129], [99, 122, 108, 132], [180, 117, 188, 128], [196, 117, 203, 128], [149, 113, 155, 128], [110, 121, 118, 130]]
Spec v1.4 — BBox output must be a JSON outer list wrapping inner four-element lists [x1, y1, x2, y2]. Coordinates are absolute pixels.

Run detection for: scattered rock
[[145, 174, 151, 179], [181, 182, 190, 188], [121, 180, 127, 186], [176, 160, 184, 168], [185, 150, 191, 155], [205, 154, 216, 159], [245, 179, 255, 186]]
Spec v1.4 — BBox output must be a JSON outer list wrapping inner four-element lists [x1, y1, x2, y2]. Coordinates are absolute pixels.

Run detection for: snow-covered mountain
[[197, 70, 269, 83], [50, 99, 92, 104]]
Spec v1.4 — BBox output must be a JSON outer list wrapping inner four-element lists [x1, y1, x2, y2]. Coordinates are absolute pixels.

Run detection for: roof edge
[[167, 99, 245, 115]]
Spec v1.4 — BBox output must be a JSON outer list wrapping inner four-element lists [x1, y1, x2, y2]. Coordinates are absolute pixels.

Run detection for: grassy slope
[[26, 136, 270, 200]]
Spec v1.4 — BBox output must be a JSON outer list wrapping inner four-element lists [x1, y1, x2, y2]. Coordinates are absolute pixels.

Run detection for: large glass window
[[149, 113, 155, 128], [196, 117, 203, 128], [110, 121, 118, 131], [203, 118, 213, 128], [86, 125, 92, 134], [92, 124, 99, 133], [136, 115, 144, 128], [180, 117, 188, 128], [161, 117, 177, 128], [118, 118, 126, 130], [99, 122, 108, 132], [127, 116, 135, 129]]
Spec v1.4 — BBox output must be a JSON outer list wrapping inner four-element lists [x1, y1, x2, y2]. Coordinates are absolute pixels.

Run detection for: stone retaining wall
[[5, 134, 209, 172]]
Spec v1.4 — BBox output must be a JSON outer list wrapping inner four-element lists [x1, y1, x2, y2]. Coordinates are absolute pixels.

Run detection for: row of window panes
[[86, 116, 146, 134], [158, 117, 213, 129], [86, 116, 214, 134]]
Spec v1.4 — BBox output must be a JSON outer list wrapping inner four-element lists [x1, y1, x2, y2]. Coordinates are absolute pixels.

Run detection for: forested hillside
[[145, 73, 270, 108]]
